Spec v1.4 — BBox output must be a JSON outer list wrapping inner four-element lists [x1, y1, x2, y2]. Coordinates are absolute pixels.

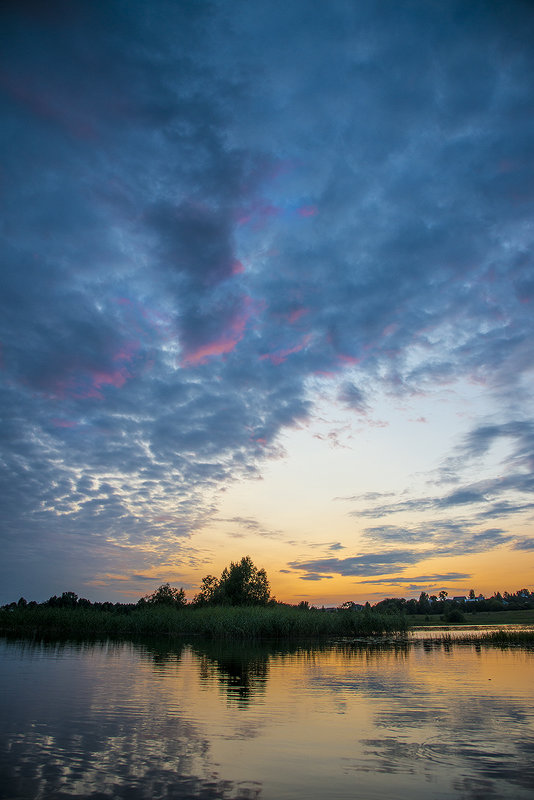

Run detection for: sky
[[1, 0, 533, 606]]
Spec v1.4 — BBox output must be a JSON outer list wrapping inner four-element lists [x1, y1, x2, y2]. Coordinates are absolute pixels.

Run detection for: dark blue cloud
[[1, 0, 534, 600]]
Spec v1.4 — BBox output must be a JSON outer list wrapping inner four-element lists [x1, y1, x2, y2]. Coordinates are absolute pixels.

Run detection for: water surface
[[1, 635, 533, 799]]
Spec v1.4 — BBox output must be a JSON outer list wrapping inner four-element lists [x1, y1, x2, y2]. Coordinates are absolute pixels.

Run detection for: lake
[[1, 632, 533, 799]]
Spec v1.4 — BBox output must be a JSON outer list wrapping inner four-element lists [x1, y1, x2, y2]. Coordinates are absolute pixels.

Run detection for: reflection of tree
[[193, 641, 271, 705], [190, 640, 413, 705], [135, 637, 186, 673]]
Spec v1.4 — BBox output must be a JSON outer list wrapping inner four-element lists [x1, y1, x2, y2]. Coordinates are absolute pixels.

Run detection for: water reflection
[[193, 640, 270, 706], [1, 635, 533, 800]]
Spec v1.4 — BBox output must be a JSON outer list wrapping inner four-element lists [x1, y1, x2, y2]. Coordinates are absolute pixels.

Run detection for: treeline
[[374, 588, 534, 619], [1, 556, 271, 613], [2, 554, 532, 621], [0, 558, 409, 639]]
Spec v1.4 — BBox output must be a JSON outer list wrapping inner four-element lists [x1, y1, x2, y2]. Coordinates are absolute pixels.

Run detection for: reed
[[0, 604, 407, 640], [478, 629, 534, 645]]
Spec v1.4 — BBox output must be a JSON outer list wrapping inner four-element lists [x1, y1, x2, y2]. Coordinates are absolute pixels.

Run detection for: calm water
[[1, 634, 533, 800]]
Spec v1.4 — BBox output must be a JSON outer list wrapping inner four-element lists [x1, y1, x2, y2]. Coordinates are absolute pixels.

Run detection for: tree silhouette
[[142, 583, 186, 608], [194, 556, 272, 606]]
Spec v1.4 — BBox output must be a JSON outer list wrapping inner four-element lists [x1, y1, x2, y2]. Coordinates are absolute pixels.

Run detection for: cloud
[[512, 538, 534, 551], [1, 0, 534, 600], [358, 573, 472, 586], [361, 522, 514, 557], [213, 515, 282, 540], [288, 551, 423, 578], [328, 542, 346, 552], [287, 523, 513, 582], [337, 382, 368, 413]]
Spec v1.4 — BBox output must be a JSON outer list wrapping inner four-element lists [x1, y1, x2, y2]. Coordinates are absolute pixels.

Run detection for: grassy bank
[[0, 604, 407, 640], [407, 608, 534, 626]]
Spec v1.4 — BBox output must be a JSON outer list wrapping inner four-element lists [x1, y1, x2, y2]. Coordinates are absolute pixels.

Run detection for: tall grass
[[0, 604, 407, 640], [479, 629, 534, 646]]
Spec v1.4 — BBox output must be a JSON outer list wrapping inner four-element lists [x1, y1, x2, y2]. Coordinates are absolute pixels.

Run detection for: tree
[[469, 589, 476, 600], [142, 583, 187, 608], [439, 590, 448, 602], [338, 600, 360, 611], [194, 556, 272, 606], [417, 591, 431, 614], [194, 574, 219, 606], [373, 598, 406, 614], [61, 591, 79, 607]]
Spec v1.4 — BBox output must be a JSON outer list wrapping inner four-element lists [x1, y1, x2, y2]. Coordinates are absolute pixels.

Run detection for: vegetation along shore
[[1, 556, 532, 641]]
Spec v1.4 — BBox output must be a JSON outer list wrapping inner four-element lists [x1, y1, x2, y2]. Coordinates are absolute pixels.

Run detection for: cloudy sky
[[1, 0, 533, 605]]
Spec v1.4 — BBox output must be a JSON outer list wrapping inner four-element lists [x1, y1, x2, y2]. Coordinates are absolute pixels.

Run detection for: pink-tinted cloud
[[181, 296, 258, 366], [50, 363, 132, 400], [236, 201, 280, 229], [29, 299, 172, 402], [113, 339, 141, 363], [91, 367, 130, 391], [284, 306, 310, 324], [260, 333, 312, 365], [337, 353, 361, 366], [382, 323, 399, 337], [51, 418, 78, 428], [181, 335, 242, 366], [0, 72, 97, 140], [297, 204, 318, 217], [231, 260, 245, 275]]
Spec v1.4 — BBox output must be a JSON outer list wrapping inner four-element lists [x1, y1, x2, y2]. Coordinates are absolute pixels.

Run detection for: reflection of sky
[[1, 638, 533, 799]]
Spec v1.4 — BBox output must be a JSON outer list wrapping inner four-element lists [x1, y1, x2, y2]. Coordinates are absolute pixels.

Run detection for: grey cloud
[[358, 573, 471, 586], [214, 516, 282, 540], [362, 522, 512, 557], [349, 461, 534, 525], [1, 0, 534, 600], [335, 492, 396, 503], [512, 538, 534, 551], [289, 551, 422, 578], [337, 382, 368, 413], [287, 524, 513, 584]]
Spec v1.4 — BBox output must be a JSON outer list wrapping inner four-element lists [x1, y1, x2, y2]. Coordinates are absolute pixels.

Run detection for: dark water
[[1, 635, 533, 799]]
